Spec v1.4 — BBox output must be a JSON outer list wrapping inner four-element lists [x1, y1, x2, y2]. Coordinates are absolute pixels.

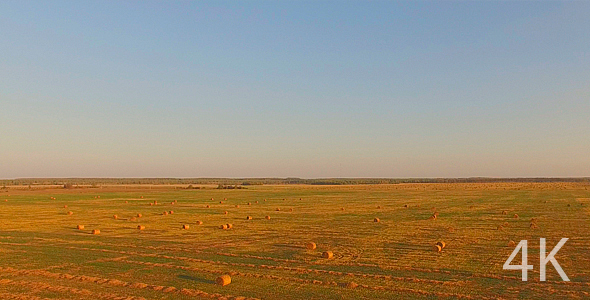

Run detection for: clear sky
[[1, 1, 589, 179]]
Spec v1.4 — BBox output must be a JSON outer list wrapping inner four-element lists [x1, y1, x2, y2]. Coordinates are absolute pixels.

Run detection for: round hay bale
[[502, 210, 508, 215], [433, 244, 442, 252], [125, 201, 128, 204], [377, 206, 382, 209], [216, 275, 231, 286], [150, 203, 154, 206], [129, 217, 137, 221], [211, 198, 214, 201], [196, 220, 203, 225], [226, 223, 233, 229], [140, 196, 143, 199], [113, 215, 118, 220], [289, 208, 293, 212], [276, 208, 281, 211], [154, 201, 158, 205], [137, 213, 142, 218], [64, 205, 67, 208], [169, 211, 174, 215], [322, 251, 334, 259], [77, 225, 84, 230], [341, 208, 345, 211], [264, 199, 267, 202], [306, 242, 317, 250], [182, 224, 189, 230], [265, 215, 271, 220], [513, 214, 519, 219], [246, 216, 252, 220], [171, 202, 175, 205], [235, 205, 240, 208], [163, 211, 168, 216], [67, 211, 73, 215], [508, 240, 516, 247], [220, 201, 223, 204], [224, 211, 228, 215], [247, 202, 251, 205], [373, 217, 380, 223], [224, 198, 227, 201], [404, 204, 409, 208], [92, 229, 100, 235], [346, 282, 358, 289], [436, 241, 446, 249], [256, 201, 259, 203], [220, 224, 228, 230], [206, 205, 210, 208], [137, 225, 145, 230]]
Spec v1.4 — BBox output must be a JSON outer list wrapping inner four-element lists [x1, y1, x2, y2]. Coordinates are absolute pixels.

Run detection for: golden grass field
[[0, 182, 589, 299]]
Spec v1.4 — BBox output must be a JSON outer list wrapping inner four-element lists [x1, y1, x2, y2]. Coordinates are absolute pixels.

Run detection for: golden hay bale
[[306, 242, 317, 250], [211, 198, 214, 201], [220, 224, 228, 230], [265, 215, 271, 220], [513, 214, 519, 219], [341, 208, 345, 211], [140, 196, 143, 199], [150, 203, 154, 206], [77, 225, 84, 230], [113, 215, 118, 220], [502, 210, 508, 215], [433, 245, 442, 252], [226, 223, 233, 229], [264, 199, 267, 202], [373, 217, 380, 223], [206, 205, 210, 208], [247, 202, 251, 205], [92, 229, 100, 235], [67, 211, 73, 215], [154, 201, 158, 205], [346, 282, 358, 289], [246, 216, 252, 220], [64, 205, 67, 208], [220, 201, 223, 204], [196, 220, 203, 225], [224, 198, 227, 201], [182, 224, 189, 230], [163, 211, 168, 216], [289, 208, 293, 212], [137, 225, 145, 230], [276, 208, 281, 211], [322, 251, 334, 259], [137, 213, 142, 218], [508, 240, 516, 247], [125, 201, 128, 203], [404, 204, 409, 208], [377, 206, 382, 209], [129, 217, 137, 221], [171, 202, 175, 205], [256, 201, 259, 203], [436, 241, 446, 249], [503, 222, 509, 227], [169, 211, 174, 215], [235, 205, 240, 208], [216, 275, 231, 286], [224, 211, 228, 215]]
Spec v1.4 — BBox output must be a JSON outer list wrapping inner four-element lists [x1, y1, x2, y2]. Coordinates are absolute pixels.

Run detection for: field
[[1, 182, 589, 299]]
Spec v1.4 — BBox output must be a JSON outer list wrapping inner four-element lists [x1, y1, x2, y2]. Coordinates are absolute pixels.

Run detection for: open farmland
[[0, 182, 589, 299]]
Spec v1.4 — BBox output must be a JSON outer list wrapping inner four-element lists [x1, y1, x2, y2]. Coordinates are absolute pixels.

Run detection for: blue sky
[[1, 1, 589, 178]]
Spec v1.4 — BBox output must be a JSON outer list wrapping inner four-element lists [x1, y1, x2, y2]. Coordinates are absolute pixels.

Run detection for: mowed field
[[1, 183, 589, 300]]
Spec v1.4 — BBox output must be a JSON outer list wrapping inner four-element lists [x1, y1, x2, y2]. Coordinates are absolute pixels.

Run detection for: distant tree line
[[1, 177, 589, 187]]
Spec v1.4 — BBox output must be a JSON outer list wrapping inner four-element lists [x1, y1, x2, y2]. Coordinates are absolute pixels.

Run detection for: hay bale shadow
[[178, 274, 214, 284]]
